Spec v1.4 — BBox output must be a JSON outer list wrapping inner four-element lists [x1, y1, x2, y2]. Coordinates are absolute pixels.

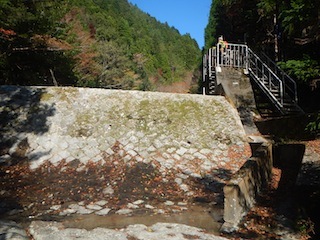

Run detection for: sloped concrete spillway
[[0, 86, 251, 239]]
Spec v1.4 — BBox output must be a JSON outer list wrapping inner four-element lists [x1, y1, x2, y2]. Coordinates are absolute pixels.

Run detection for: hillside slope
[[0, 0, 201, 92]]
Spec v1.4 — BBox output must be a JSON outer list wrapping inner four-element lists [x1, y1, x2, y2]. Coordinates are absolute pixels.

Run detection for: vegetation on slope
[[0, 0, 201, 91]]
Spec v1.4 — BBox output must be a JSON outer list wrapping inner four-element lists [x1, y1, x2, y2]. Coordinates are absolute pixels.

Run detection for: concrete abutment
[[222, 142, 273, 232]]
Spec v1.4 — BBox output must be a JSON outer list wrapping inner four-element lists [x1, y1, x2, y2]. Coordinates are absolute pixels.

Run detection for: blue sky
[[128, 0, 212, 48]]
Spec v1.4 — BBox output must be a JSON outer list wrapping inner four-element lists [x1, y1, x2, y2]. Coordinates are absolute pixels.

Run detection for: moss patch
[[40, 92, 54, 101], [52, 87, 79, 103]]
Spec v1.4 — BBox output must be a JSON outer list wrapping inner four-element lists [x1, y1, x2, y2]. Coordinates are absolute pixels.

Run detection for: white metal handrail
[[202, 47, 217, 95], [216, 43, 248, 69], [214, 42, 297, 109], [203, 42, 301, 114], [247, 48, 284, 107], [260, 52, 298, 102]]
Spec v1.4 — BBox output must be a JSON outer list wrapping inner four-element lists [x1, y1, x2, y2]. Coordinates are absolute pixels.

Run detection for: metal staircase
[[202, 48, 217, 95], [203, 42, 304, 116]]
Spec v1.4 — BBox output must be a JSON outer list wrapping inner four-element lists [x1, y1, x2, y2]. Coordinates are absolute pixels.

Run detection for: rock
[[155, 209, 165, 214], [177, 202, 188, 206], [29, 221, 229, 240], [29, 221, 127, 240], [176, 147, 188, 156], [95, 200, 108, 206], [59, 208, 77, 216], [145, 204, 155, 209], [50, 205, 61, 211], [164, 201, 174, 206], [8, 209, 24, 216], [0, 220, 29, 240], [200, 148, 213, 155], [176, 173, 189, 179], [95, 208, 111, 216], [115, 209, 133, 215], [103, 186, 114, 195], [132, 200, 144, 205], [0, 154, 10, 164], [76, 207, 94, 215], [86, 204, 103, 211], [125, 223, 228, 240], [127, 203, 139, 209], [174, 177, 182, 185]]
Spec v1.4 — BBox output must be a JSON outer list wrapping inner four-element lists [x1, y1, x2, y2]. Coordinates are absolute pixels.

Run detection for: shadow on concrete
[[273, 144, 320, 239], [273, 144, 316, 234], [192, 168, 233, 206], [0, 85, 55, 165], [272, 144, 305, 219], [0, 196, 23, 216], [273, 144, 305, 196], [117, 162, 182, 204], [255, 114, 318, 141]]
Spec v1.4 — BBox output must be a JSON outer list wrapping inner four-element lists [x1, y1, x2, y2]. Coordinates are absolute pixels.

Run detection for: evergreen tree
[[0, 0, 201, 90]]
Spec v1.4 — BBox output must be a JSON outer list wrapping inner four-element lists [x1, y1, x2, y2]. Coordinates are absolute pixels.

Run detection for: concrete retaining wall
[[222, 142, 273, 232]]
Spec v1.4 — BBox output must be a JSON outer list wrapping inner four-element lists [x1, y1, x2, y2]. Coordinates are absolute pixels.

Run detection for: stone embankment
[[0, 86, 252, 240], [1, 86, 249, 172]]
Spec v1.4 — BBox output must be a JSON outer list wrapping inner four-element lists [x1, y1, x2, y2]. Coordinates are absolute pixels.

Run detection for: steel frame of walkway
[[203, 42, 304, 116]]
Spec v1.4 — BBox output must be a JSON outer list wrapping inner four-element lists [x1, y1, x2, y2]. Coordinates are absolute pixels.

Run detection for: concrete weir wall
[[222, 142, 273, 232], [215, 67, 273, 231], [0, 86, 249, 172]]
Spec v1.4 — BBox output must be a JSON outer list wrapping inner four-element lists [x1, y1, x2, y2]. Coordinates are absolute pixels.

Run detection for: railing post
[[208, 48, 212, 78], [202, 53, 207, 95], [245, 45, 249, 73], [295, 84, 298, 102], [282, 72, 286, 97], [255, 56, 258, 77], [280, 81, 284, 105], [216, 43, 220, 69], [268, 70, 271, 90]]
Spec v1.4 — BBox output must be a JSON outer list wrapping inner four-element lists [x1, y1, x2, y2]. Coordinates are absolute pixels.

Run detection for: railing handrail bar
[[216, 42, 248, 69], [260, 52, 298, 102], [219, 42, 247, 48], [247, 48, 284, 106]]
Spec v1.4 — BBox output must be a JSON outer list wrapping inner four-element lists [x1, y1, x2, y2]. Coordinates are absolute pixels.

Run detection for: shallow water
[[61, 205, 223, 233]]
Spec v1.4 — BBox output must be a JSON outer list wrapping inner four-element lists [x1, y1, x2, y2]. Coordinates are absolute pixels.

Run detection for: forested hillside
[[204, 0, 320, 113], [0, 0, 201, 91]]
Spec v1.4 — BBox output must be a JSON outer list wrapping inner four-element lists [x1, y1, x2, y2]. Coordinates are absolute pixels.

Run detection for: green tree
[[1, 0, 201, 90], [278, 56, 320, 84], [95, 41, 131, 88]]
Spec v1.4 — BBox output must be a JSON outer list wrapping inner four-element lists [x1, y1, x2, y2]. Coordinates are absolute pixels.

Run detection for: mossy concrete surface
[[0, 86, 249, 171]]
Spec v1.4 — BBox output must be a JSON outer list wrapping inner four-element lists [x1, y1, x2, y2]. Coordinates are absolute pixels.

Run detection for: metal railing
[[216, 43, 248, 69], [213, 42, 301, 109], [247, 48, 284, 111], [202, 47, 217, 95], [202, 42, 303, 114], [260, 52, 298, 102]]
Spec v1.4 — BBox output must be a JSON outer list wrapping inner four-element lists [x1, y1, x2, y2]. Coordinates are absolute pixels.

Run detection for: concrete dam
[[0, 85, 264, 240], [0, 86, 250, 171]]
